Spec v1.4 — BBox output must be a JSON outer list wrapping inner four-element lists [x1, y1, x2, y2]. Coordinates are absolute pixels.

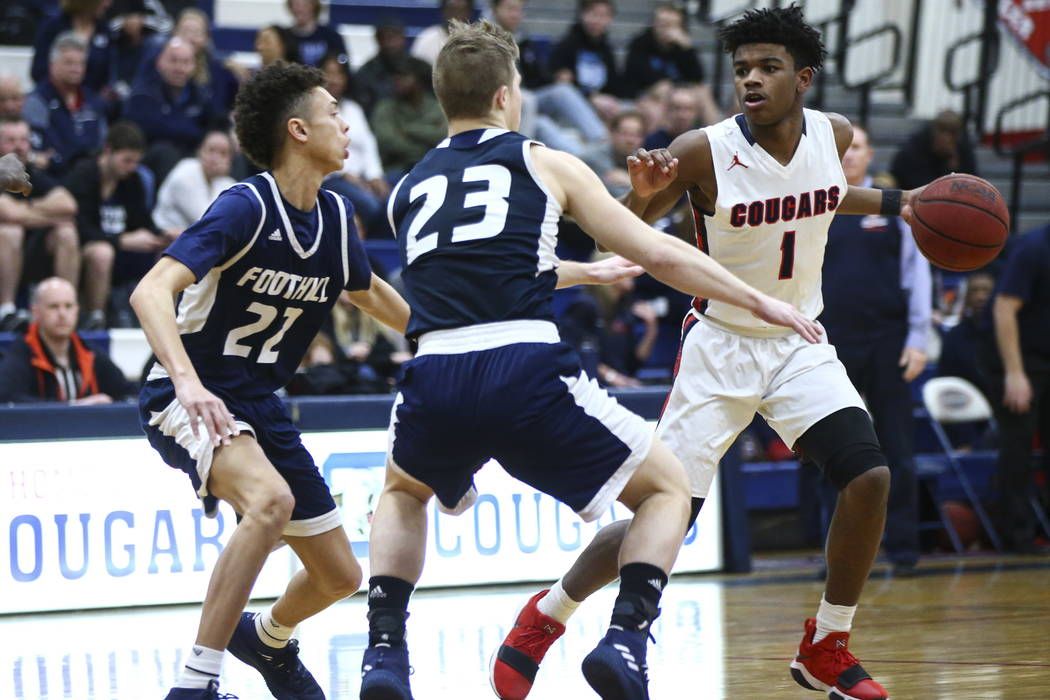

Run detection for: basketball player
[[492, 7, 929, 700], [132, 62, 412, 700], [358, 19, 823, 700]]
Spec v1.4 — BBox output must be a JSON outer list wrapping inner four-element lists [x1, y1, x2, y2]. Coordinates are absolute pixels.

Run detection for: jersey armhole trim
[[217, 184, 267, 272], [520, 140, 563, 217], [329, 190, 351, 286], [386, 173, 410, 239]]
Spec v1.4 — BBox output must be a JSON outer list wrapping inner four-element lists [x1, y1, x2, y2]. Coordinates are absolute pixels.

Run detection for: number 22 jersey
[[691, 108, 847, 335], [147, 172, 372, 398]]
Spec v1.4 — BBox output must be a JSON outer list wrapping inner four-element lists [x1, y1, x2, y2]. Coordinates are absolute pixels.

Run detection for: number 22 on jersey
[[403, 164, 511, 265]]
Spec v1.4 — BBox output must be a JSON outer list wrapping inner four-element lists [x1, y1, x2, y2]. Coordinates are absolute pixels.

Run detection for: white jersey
[[689, 108, 846, 335]]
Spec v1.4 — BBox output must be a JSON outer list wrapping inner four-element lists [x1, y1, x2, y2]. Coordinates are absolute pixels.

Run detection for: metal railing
[[993, 91, 1050, 232]]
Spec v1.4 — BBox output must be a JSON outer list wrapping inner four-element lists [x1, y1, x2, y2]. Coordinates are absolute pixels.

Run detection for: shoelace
[[830, 644, 861, 672], [512, 625, 560, 662], [265, 641, 314, 685]]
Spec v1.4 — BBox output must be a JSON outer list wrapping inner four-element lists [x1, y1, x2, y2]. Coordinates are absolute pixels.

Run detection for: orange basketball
[[911, 174, 1009, 271], [937, 500, 982, 550]]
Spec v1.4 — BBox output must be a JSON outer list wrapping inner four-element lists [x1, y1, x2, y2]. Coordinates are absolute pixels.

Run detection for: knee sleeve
[[795, 407, 886, 490]]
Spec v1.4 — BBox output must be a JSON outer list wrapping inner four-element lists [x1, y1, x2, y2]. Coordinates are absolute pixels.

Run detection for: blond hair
[[433, 19, 519, 120]]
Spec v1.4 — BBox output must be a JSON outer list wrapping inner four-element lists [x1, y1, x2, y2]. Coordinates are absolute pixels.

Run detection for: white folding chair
[[921, 377, 1004, 550]]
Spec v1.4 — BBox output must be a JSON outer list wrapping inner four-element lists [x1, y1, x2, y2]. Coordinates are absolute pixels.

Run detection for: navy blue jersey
[[388, 129, 562, 338], [150, 172, 372, 398]]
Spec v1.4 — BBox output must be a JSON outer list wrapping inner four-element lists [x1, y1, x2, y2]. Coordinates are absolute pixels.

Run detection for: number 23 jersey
[[388, 128, 561, 339], [691, 108, 847, 335], [149, 172, 372, 398]]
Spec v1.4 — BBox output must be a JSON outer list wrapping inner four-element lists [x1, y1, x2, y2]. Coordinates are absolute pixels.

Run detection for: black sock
[[610, 563, 667, 633], [367, 576, 414, 647]]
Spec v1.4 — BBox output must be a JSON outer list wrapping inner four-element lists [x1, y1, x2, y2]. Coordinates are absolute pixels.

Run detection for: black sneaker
[[164, 680, 238, 699], [581, 627, 651, 700], [360, 643, 413, 700], [226, 612, 324, 700], [0, 311, 27, 332]]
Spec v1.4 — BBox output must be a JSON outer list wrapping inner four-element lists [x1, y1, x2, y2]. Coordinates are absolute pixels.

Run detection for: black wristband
[[880, 188, 903, 216]]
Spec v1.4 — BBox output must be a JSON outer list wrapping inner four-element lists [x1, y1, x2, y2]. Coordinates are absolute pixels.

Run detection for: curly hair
[[719, 4, 827, 72], [233, 61, 324, 169]]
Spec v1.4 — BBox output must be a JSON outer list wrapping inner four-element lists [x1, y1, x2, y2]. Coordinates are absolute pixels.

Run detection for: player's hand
[[899, 346, 927, 382], [751, 295, 823, 344], [901, 185, 926, 225], [0, 153, 32, 196], [1004, 370, 1033, 414], [627, 148, 678, 199], [587, 255, 645, 285], [174, 378, 240, 446]]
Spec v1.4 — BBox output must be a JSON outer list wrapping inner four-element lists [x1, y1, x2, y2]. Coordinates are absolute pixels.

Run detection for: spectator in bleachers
[[0, 277, 131, 404], [287, 0, 348, 67], [30, 0, 112, 95], [582, 110, 645, 197], [0, 117, 79, 332], [559, 253, 658, 388], [372, 58, 447, 181], [168, 8, 241, 117], [549, 0, 622, 122], [64, 122, 165, 330], [643, 83, 699, 151], [938, 271, 995, 400], [152, 129, 234, 236], [255, 24, 301, 69], [108, 0, 161, 102], [319, 53, 390, 238], [0, 75, 26, 120], [123, 37, 219, 185], [890, 110, 978, 190], [355, 17, 432, 116], [986, 222, 1050, 553], [816, 123, 932, 575], [23, 32, 107, 177], [491, 0, 607, 156], [411, 0, 475, 66], [623, 2, 720, 126]]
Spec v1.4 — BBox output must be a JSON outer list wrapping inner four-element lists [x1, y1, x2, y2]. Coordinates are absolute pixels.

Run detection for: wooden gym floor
[[3, 553, 1048, 699]]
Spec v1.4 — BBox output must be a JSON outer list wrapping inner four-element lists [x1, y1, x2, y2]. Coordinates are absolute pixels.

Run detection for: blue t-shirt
[[154, 172, 372, 398], [388, 129, 561, 339], [996, 224, 1050, 357]]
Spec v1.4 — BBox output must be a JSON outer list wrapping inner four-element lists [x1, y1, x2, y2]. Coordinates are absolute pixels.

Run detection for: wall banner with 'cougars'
[[1, 427, 721, 614]]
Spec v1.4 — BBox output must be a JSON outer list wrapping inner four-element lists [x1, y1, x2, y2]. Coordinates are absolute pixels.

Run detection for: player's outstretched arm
[[555, 256, 644, 289], [130, 257, 239, 445], [620, 130, 712, 223], [531, 146, 822, 342], [826, 112, 926, 221], [344, 272, 411, 334]]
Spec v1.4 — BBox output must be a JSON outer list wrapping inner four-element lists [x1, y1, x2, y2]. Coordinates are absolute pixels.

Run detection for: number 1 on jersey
[[779, 230, 796, 280]]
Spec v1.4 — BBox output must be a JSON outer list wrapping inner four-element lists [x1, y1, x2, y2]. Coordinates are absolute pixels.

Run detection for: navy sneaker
[[360, 644, 413, 700], [226, 612, 324, 700], [581, 628, 651, 700], [164, 680, 237, 699]]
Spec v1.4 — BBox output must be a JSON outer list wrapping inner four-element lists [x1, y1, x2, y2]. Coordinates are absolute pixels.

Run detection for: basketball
[[937, 500, 982, 550], [910, 174, 1009, 271]]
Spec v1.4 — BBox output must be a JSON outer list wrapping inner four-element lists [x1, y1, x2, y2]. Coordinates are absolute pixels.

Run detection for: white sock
[[177, 645, 223, 689], [813, 596, 856, 643], [0, 303, 15, 316], [536, 580, 581, 624], [255, 607, 295, 648]]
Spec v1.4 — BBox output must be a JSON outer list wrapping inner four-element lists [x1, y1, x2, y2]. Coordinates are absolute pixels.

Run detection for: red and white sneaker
[[489, 590, 566, 700], [790, 618, 889, 700]]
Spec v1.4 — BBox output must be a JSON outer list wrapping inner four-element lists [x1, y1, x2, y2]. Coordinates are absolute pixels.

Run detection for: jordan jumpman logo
[[727, 152, 749, 171]]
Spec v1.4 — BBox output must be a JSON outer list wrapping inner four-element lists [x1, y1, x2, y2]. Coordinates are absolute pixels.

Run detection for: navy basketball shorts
[[139, 378, 340, 537], [388, 320, 654, 522]]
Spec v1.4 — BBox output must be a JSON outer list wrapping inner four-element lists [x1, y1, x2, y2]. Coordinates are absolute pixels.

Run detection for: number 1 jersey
[[148, 172, 372, 398], [388, 128, 562, 339], [691, 108, 847, 335]]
